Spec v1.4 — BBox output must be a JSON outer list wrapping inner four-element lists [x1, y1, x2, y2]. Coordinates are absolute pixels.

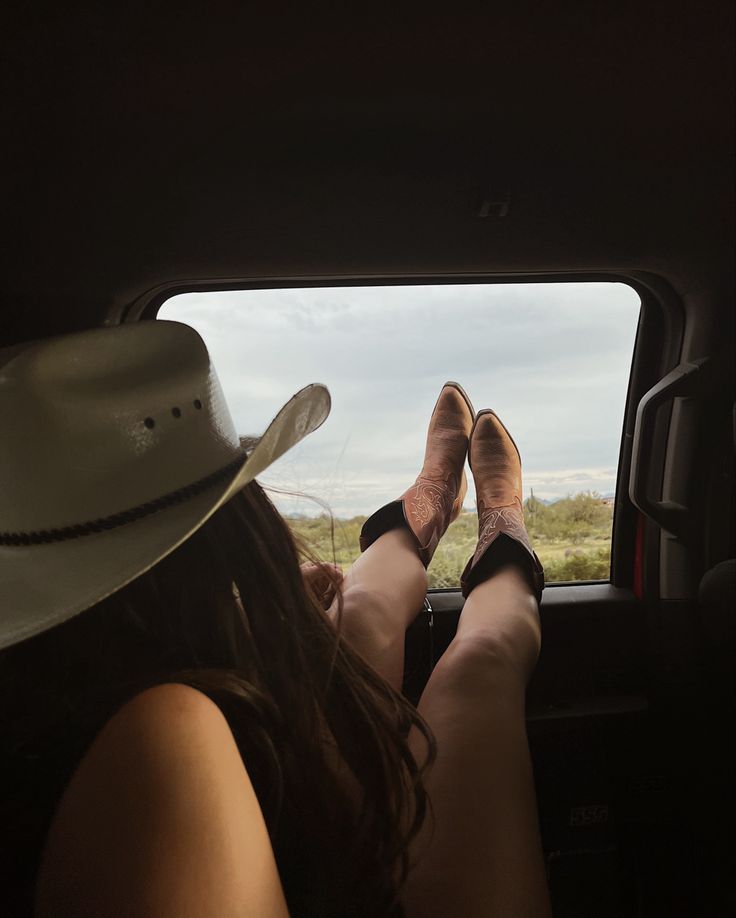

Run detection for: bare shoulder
[[50, 683, 246, 807], [98, 680, 228, 732], [36, 683, 289, 918], [95, 681, 237, 754]]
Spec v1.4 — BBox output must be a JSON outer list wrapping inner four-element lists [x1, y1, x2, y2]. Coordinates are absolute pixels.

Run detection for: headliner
[[2, 3, 733, 342]]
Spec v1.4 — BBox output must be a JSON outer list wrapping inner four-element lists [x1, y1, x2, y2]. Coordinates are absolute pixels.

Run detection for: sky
[[160, 283, 641, 518]]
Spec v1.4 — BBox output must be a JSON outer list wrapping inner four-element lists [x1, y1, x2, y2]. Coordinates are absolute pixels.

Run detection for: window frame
[[123, 271, 683, 594]]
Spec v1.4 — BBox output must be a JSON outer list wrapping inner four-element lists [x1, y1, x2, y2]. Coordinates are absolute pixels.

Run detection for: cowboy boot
[[461, 410, 545, 600], [359, 383, 474, 567]]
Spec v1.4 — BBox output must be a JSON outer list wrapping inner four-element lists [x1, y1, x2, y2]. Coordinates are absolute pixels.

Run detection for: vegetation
[[287, 491, 614, 589]]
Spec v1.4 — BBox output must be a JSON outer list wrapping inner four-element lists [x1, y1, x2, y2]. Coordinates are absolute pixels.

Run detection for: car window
[[159, 283, 640, 586]]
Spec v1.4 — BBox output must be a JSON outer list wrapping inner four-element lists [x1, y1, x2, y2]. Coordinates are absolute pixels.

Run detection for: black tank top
[[0, 700, 406, 918]]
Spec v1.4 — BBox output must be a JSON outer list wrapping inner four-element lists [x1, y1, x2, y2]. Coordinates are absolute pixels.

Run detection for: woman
[[0, 320, 551, 917]]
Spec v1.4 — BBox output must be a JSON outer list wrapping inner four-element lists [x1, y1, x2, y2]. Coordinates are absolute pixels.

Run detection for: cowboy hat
[[0, 320, 331, 650]]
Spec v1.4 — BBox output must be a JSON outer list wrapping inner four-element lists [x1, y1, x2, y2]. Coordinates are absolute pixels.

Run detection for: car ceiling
[[2, 3, 733, 343]]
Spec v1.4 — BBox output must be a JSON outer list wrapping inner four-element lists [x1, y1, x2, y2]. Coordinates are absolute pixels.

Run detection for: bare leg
[[403, 565, 552, 918], [327, 527, 427, 692], [334, 383, 472, 691]]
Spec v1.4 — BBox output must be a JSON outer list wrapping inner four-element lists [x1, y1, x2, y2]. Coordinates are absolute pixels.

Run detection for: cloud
[[161, 282, 640, 516]]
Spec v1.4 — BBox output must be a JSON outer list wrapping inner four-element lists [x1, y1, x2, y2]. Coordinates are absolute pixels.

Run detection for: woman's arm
[[36, 683, 290, 918]]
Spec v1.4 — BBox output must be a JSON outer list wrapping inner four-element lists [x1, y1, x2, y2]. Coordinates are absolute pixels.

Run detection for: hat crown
[[0, 322, 241, 534]]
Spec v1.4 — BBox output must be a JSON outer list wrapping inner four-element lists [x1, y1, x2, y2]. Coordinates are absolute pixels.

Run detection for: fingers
[[300, 562, 344, 610]]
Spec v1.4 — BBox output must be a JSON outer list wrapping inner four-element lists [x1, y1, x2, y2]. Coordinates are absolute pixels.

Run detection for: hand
[[300, 562, 344, 611]]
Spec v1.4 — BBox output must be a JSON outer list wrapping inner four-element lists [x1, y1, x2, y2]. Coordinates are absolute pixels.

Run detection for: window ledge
[[427, 582, 636, 612]]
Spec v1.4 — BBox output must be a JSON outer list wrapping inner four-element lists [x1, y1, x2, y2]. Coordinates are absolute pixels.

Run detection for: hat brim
[[0, 383, 331, 650]]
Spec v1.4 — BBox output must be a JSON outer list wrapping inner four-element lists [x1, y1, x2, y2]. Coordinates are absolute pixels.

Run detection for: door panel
[[402, 586, 719, 915]]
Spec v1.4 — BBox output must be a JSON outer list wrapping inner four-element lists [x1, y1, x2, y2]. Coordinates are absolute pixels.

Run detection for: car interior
[[3, 5, 734, 916]]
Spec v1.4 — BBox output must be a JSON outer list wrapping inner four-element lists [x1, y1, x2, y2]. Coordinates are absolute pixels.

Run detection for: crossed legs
[[331, 534, 552, 918]]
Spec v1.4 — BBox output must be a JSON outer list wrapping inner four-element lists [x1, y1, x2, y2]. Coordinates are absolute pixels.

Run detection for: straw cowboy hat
[[0, 320, 331, 651]]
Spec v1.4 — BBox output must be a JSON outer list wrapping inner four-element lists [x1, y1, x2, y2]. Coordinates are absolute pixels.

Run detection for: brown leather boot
[[460, 410, 545, 600], [359, 383, 474, 567]]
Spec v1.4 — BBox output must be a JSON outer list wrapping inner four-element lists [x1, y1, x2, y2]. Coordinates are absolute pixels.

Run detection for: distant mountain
[[529, 491, 615, 506]]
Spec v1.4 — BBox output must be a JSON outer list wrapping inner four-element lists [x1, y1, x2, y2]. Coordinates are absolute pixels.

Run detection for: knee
[[336, 576, 425, 650], [341, 562, 427, 618], [430, 632, 530, 700], [339, 582, 407, 633]]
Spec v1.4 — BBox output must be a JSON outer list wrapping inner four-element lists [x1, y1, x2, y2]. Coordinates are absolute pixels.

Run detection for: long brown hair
[[0, 482, 435, 918]]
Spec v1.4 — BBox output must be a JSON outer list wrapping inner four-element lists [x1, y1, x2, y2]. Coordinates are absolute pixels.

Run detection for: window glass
[[159, 283, 640, 585]]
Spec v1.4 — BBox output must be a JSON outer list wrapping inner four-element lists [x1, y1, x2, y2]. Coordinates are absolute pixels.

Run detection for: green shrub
[[286, 493, 613, 586], [525, 492, 612, 544], [541, 548, 611, 582]]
